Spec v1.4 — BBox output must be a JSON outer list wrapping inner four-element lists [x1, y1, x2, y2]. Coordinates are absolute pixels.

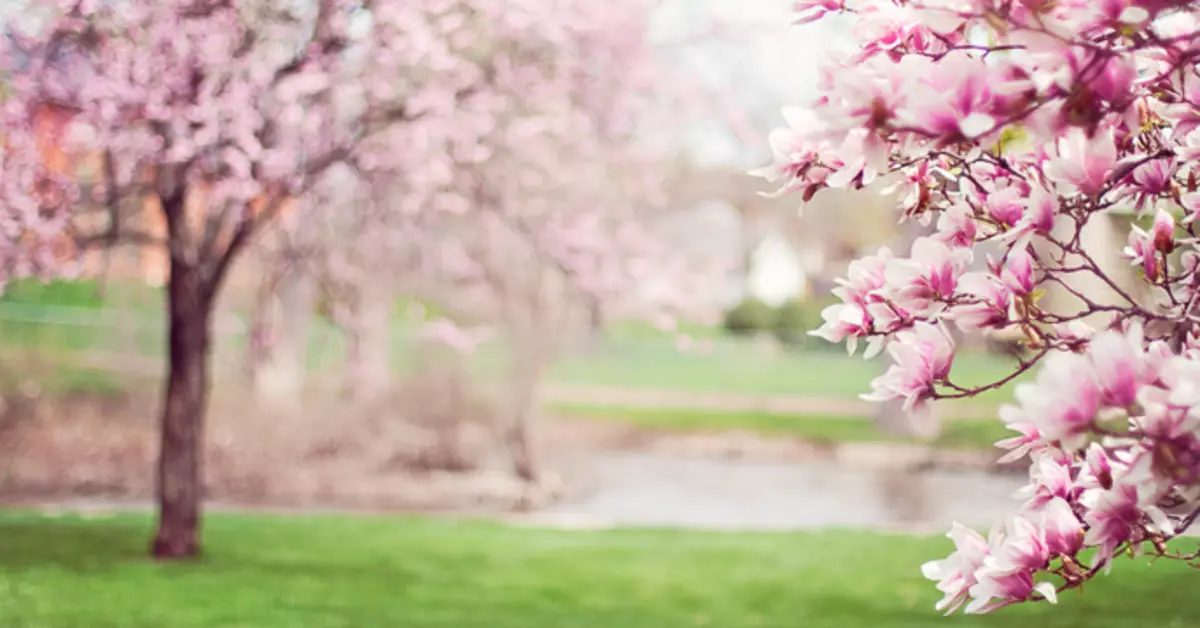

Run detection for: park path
[[15, 448, 1028, 536], [542, 383, 1001, 420]]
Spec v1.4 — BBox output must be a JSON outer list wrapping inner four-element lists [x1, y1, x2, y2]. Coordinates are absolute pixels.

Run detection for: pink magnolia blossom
[[1150, 208, 1176, 254], [1127, 159, 1174, 211], [1008, 352, 1101, 451], [921, 522, 992, 614], [794, 0, 846, 25], [967, 565, 1057, 614], [935, 202, 978, 248], [883, 237, 970, 314], [863, 321, 955, 411], [1080, 482, 1144, 569], [1017, 453, 1079, 513], [994, 407, 1042, 464], [1044, 128, 1117, 197], [948, 272, 1013, 332], [760, 0, 1200, 614], [966, 516, 1057, 614], [999, 248, 1036, 296], [1089, 324, 1149, 409], [1124, 223, 1162, 282], [1040, 497, 1084, 556]]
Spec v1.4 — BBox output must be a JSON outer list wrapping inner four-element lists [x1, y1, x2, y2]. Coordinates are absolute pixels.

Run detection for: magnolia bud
[[1152, 209, 1176, 254]]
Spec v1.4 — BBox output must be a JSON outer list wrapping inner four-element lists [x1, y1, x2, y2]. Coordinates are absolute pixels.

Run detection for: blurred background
[[0, 0, 1176, 626]]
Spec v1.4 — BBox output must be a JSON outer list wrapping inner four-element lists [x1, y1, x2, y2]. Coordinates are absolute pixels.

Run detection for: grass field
[[0, 511, 1195, 627], [552, 405, 1014, 451], [0, 287, 1023, 402]]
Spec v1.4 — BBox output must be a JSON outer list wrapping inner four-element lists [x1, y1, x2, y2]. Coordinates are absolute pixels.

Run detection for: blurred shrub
[[773, 298, 840, 351], [722, 297, 775, 336], [772, 298, 810, 347]]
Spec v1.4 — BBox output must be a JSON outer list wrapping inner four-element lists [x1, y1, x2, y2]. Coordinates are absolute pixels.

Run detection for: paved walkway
[[13, 450, 1028, 535]]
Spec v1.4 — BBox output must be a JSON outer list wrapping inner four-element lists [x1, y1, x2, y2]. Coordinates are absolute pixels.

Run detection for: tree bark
[[507, 337, 544, 485], [151, 257, 214, 560]]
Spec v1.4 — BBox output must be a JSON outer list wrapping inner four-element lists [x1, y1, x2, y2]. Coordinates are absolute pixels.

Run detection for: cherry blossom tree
[[2, 0, 682, 559], [759, 0, 1200, 615], [254, 0, 708, 485]]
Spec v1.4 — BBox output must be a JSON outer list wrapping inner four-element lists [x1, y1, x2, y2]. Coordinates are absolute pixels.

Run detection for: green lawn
[[0, 511, 1195, 627], [552, 405, 1014, 451], [550, 343, 1022, 404], [0, 279, 1028, 405]]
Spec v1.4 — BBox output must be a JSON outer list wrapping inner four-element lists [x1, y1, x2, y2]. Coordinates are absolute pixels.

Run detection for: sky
[[650, 0, 853, 169]]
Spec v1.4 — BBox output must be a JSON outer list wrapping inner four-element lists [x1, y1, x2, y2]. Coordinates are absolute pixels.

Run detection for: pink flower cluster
[[929, 324, 1200, 613], [758, 0, 1200, 614]]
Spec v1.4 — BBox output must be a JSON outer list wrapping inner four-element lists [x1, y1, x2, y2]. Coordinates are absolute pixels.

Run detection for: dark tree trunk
[[151, 257, 215, 560]]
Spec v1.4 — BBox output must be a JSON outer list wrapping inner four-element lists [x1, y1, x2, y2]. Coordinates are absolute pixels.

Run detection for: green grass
[[551, 345, 1023, 404], [0, 279, 1029, 407], [0, 511, 1195, 627], [553, 405, 1014, 451]]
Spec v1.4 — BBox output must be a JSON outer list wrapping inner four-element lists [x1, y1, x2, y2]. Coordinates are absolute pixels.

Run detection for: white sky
[[650, 0, 853, 169]]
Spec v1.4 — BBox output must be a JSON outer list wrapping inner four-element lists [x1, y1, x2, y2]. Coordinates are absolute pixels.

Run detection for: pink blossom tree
[[760, 0, 1200, 614], [3, 0, 673, 558]]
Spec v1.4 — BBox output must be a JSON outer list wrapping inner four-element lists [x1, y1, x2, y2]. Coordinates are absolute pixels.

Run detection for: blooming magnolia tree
[[759, 0, 1200, 615]]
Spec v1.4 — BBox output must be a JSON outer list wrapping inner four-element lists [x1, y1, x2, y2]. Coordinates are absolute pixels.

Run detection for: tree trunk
[[151, 258, 214, 560], [507, 341, 544, 484]]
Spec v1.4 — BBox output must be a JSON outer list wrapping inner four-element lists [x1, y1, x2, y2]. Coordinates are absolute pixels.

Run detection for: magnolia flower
[[1088, 324, 1148, 409], [896, 55, 1024, 140], [811, 303, 871, 352], [1000, 248, 1036, 296], [1040, 497, 1084, 557], [794, 0, 845, 24], [1003, 184, 1059, 250], [995, 406, 1042, 463], [863, 321, 955, 411], [1076, 443, 1117, 491], [751, 107, 828, 197], [935, 202, 978, 248], [1010, 352, 1101, 451], [981, 186, 1026, 230], [1080, 482, 1143, 570], [967, 567, 1057, 614], [884, 237, 970, 314], [987, 515, 1050, 574], [948, 272, 1014, 332], [967, 516, 1056, 614], [1017, 453, 1078, 512], [1044, 128, 1117, 196], [1127, 159, 1174, 211], [921, 522, 992, 614], [1136, 387, 1200, 441], [1150, 208, 1176, 254], [832, 247, 893, 306], [1123, 224, 1161, 282]]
